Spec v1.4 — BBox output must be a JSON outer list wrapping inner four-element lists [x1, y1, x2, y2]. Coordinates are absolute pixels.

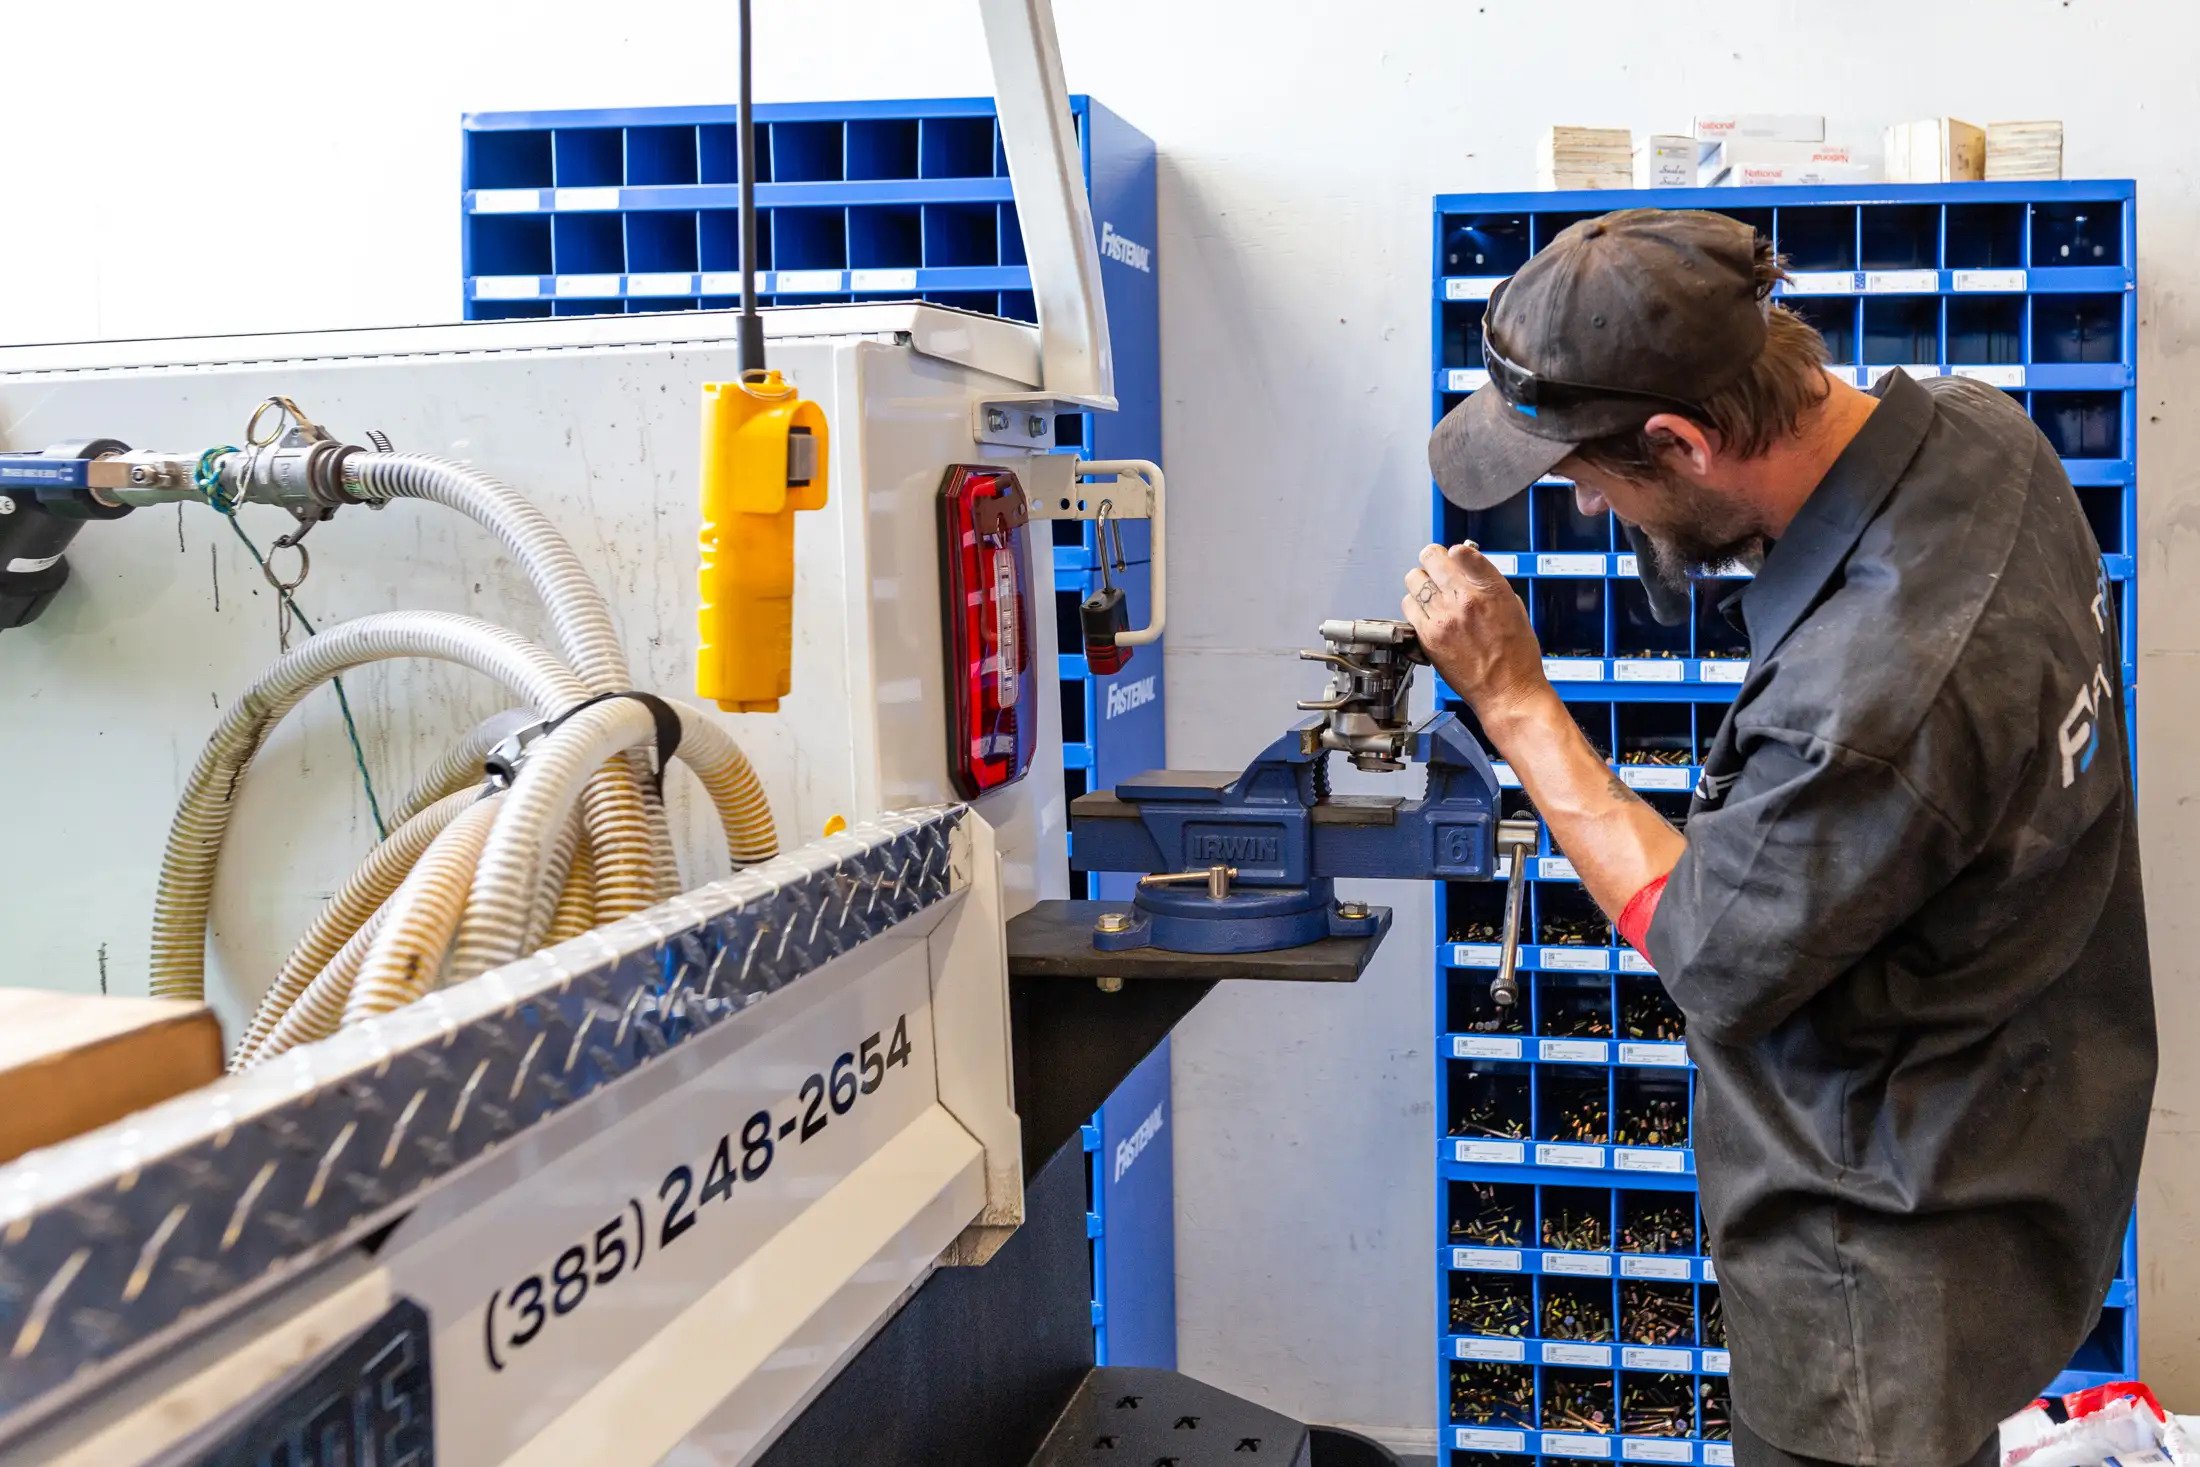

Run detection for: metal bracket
[[974, 392, 1092, 450]]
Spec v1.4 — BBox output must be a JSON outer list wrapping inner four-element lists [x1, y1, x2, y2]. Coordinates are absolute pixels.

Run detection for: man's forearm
[[1481, 686, 1687, 925]]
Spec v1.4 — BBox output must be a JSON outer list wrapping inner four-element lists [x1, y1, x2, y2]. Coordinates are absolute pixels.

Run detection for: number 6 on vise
[[695, 371, 829, 713]]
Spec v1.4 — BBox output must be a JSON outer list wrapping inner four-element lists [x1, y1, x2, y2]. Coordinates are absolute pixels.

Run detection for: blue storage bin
[[1433, 181, 2140, 1462]]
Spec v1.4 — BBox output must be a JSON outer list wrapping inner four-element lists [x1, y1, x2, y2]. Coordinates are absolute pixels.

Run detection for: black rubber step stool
[[1029, 1367, 1313, 1467]]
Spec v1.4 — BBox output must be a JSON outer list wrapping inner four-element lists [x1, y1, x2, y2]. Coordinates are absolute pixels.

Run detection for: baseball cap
[[1428, 209, 1772, 511]]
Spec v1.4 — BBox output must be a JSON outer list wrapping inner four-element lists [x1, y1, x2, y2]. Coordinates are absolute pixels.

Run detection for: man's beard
[[1620, 475, 1768, 625], [1639, 473, 1768, 572]]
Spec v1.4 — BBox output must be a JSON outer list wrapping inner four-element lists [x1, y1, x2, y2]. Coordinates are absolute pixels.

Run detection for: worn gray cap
[[1429, 209, 1771, 510]]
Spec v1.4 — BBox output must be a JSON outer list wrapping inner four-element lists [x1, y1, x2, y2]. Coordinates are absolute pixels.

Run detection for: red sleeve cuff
[[1617, 874, 1669, 959]]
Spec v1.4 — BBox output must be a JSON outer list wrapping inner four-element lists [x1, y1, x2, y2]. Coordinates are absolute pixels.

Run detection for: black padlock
[[1081, 583, 1130, 674], [1080, 501, 1133, 674]]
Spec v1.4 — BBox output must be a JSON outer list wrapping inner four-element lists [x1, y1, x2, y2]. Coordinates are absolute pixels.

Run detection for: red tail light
[[938, 465, 1036, 799]]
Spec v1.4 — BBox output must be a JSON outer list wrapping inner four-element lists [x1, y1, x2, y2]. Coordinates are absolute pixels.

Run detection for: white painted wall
[[6, 0, 2200, 1447]]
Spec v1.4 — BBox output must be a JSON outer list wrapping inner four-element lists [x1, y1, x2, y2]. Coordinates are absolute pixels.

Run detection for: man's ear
[[1641, 413, 1716, 476]]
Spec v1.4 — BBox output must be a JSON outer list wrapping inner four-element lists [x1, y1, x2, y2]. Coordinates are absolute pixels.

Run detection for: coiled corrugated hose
[[449, 699, 777, 980], [165, 452, 781, 1063], [343, 454, 681, 893], [149, 612, 657, 1001]]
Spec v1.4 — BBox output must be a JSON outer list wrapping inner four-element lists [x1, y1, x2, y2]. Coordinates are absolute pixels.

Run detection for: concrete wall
[[5, 0, 2197, 1448]]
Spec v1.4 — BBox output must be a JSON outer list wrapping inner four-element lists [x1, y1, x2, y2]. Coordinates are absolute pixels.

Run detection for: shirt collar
[[1740, 369, 1936, 658]]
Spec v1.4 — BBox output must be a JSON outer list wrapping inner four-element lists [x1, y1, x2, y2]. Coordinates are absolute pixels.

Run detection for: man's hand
[[1402, 542, 1549, 729]]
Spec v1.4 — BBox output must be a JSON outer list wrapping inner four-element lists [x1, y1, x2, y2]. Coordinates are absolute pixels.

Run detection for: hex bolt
[[1096, 911, 1132, 935], [1338, 901, 1370, 921], [985, 408, 1009, 433], [1026, 413, 1048, 437], [130, 465, 153, 485]]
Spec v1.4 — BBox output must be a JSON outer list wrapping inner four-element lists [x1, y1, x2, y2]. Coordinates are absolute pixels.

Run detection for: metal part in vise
[[1296, 617, 1429, 771]]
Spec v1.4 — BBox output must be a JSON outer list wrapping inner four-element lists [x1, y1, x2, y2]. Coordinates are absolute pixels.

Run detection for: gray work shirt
[[1645, 370, 2155, 1466]]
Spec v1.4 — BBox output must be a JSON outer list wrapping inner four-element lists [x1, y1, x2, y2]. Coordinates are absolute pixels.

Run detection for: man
[[1406, 209, 2154, 1467]]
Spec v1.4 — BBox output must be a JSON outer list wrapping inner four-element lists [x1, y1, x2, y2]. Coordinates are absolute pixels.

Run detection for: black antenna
[[735, 0, 765, 376]]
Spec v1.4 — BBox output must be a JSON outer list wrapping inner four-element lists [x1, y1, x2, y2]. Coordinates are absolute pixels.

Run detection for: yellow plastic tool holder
[[696, 371, 830, 713]]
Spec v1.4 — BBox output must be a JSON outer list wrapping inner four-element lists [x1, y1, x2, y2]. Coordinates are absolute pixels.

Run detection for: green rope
[[197, 447, 388, 839]]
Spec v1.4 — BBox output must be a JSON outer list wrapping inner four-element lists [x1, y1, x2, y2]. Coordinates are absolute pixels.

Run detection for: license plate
[[197, 1299, 436, 1465]]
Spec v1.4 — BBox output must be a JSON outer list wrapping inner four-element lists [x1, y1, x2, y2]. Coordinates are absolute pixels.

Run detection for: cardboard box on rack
[[1987, 120, 2064, 180], [1693, 113, 1826, 143], [1541, 126, 1632, 190], [1702, 140, 1880, 186], [1635, 134, 1697, 188], [1884, 117, 1986, 182]]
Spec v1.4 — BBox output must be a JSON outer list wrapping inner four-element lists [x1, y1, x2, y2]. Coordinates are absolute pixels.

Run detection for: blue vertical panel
[[1432, 181, 2137, 1461], [1087, 1036, 1177, 1368], [463, 96, 1169, 1366]]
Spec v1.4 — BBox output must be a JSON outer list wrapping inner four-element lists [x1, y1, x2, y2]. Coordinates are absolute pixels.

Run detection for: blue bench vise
[[1069, 619, 1539, 1011]]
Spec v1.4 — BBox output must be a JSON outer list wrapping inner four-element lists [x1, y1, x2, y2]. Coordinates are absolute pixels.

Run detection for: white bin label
[[1698, 659, 1748, 683], [1784, 271, 1855, 295], [1544, 659, 1605, 682], [1454, 1140, 1525, 1165], [1616, 660, 1685, 683], [1620, 766, 1691, 790], [1618, 1043, 1689, 1067], [1544, 1251, 1612, 1276], [1704, 1349, 1732, 1374], [1953, 364, 2026, 387], [1456, 1336, 1528, 1361], [551, 187, 621, 212], [1541, 949, 1608, 974], [1540, 1040, 1607, 1063], [1953, 269, 2026, 292], [1865, 269, 1939, 293], [1623, 1346, 1693, 1371], [1480, 552, 1520, 575], [1543, 1342, 1613, 1367], [1454, 1035, 1523, 1060], [1615, 1147, 1686, 1174], [1544, 1431, 1614, 1458], [1452, 1246, 1523, 1272], [1446, 276, 1504, 300], [850, 268, 918, 291], [1624, 1440, 1694, 1463], [1620, 1254, 1693, 1281], [1447, 368, 1491, 392], [1456, 1428, 1527, 1452], [1538, 553, 1605, 577], [1536, 1143, 1605, 1169]]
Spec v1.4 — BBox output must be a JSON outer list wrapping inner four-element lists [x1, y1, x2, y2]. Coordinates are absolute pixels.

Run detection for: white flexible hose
[[343, 455, 631, 691], [343, 453, 678, 880], [343, 795, 504, 1025], [149, 611, 654, 1001], [231, 786, 477, 1068], [390, 709, 533, 827], [448, 700, 779, 980], [251, 901, 394, 1063]]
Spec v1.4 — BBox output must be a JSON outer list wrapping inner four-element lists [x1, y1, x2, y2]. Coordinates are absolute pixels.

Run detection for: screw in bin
[[986, 408, 1010, 433]]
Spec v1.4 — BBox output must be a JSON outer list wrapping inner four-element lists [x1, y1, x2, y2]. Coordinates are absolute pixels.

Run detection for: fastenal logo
[[2058, 662, 2117, 788], [1113, 1101, 1165, 1183], [1100, 221, 1152, 273], [1105, 675, 1156, 719]]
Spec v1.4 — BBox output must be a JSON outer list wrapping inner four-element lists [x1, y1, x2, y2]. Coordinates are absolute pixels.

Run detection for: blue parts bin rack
[[1431, 180, 2138, 1464], [462, 94, 1172, 1366]]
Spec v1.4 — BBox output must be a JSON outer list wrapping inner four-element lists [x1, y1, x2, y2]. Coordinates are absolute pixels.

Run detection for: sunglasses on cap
[[1480, 276, 1711, 417]]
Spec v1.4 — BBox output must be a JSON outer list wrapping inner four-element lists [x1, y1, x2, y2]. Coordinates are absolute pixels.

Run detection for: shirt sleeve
[[1644, 725, 1977, 1045]]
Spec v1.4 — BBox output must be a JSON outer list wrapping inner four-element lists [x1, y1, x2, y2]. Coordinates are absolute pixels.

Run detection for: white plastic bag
[[2000, 1383, 2200, 1467]]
